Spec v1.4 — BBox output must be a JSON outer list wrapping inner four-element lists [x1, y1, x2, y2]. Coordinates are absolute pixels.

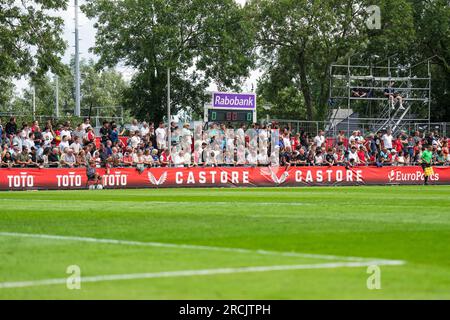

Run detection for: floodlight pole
[[167, 67, 172, 160], [55, 75, 59, 118], [32, 85, 36, 120], [74, 0, 81, 117]]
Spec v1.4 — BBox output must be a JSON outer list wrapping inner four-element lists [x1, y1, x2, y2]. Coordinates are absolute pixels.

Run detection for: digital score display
[[208, 109, 253, 122]]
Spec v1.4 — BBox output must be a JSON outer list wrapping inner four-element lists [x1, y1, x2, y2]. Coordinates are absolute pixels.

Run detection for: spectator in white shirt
[[70, 136, 82, 154], [60, 126, 71, 141], [130, 131, 141, 149], [42, 127, 54, 148], [348, 131, 358, 145], [129, 119, 140, 133], [61, 149, 76, 168], [382, 130, 393, 150], [59, 135, 70, 152], [23, 132, 35, 151], [314, 130, 326, 148], [81, 118, 92, 131], [155, 122, 167, 149], [140, 122, 150, 136], [172, 151, 185, 168], [73, 124, 85, 142], [20, 124, 30, 139], [12, 134, 22, 150], [348, 146, 360, 165]]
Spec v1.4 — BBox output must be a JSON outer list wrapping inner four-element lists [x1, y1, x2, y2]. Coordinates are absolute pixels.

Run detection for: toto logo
[[148, 172, 168, 186], [388, 169, 439, 182], [103, 172, 128, 187], [7, 173, 34, 188], [56, 172, 83, 187]]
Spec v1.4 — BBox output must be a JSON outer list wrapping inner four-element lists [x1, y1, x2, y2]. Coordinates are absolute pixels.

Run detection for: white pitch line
[[0, 231, 404, 264], [0, 199, 310, 206], [0, 260, 404, 289]]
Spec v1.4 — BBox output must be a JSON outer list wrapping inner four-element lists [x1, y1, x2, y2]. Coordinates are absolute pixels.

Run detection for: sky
[[15, 0, 260, 94]]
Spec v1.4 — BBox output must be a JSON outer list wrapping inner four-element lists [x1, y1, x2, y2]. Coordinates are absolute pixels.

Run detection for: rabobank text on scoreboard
[[212, 92, 257, 110]]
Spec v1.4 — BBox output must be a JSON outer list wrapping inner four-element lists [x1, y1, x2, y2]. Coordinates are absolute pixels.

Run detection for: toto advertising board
[[0, 166, 449, 191], [212, 92, 256, 110]]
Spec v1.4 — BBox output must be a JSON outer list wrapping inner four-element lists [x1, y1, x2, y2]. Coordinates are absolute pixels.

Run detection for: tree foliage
[[249, 0, 372, 120], [82, 0, 255, 122], [0, 0, 68, 100], [3, 59, 128, 121], [251, 0, 449, 122]]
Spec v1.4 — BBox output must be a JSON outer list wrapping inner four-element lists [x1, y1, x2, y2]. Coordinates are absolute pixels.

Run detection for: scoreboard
[[208, 109, 254, 122], [204, 92, 257, 123]]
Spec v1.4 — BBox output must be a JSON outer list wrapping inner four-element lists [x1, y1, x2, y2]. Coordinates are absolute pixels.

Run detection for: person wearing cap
[[390, 149, 398, 164], [348, 145, 359, 166], [48, 148, 60, 168], [15, 146, 32, 167], [10, 143, 21, 158]]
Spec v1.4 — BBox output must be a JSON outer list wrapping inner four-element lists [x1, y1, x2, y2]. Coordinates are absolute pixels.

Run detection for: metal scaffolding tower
[[327, 56, 432, 136]]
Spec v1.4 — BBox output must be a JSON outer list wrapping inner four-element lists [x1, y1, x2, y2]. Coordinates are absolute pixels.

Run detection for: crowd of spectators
[[292, 129, 450, 167], [0, 116, 449, 169]]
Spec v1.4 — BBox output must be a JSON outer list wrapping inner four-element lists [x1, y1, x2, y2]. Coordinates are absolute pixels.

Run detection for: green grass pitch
[[0, 186, 449, 299]]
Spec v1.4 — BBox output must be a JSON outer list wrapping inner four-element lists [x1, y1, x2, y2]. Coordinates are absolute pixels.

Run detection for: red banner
[[0, 166, 449, 190]]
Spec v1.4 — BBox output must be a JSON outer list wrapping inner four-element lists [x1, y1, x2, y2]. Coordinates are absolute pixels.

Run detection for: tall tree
[[250, 0, 372, 121], [408, 0, 450, 121], [250, 0, 418, 121], [80, 59, 129, 119], [0, 0, 68, 96], [82, 0, 255, 123]]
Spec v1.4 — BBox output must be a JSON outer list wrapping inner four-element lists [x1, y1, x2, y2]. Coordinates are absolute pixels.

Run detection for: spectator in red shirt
[[122, 149, 133, 167], [160, 148, 172, 167], [291, 133, 300, 151], [31, 120, 39, 133], [394, 136, 403, 154], [357, 146, 367, 165], [85, 127, 96, 145]]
